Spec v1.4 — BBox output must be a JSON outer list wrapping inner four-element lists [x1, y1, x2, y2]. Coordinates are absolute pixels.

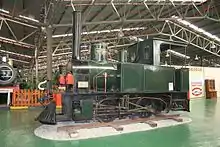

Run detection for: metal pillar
[[47, 25, 53, 93], [35, 47, 39, 85], [72, 11, 82, 60]]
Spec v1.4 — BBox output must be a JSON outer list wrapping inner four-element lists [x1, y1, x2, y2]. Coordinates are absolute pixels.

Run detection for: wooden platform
[[57, 114, 183, 136]]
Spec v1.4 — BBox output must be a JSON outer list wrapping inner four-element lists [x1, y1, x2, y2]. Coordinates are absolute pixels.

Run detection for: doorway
[[0, 93, 8, 108]]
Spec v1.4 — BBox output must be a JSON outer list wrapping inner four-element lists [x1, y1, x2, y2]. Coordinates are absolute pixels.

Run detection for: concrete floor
[[0, 98, 220, 147]]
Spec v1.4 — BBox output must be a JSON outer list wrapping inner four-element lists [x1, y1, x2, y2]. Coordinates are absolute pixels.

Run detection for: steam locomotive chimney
[[72, 11, 82, 60]]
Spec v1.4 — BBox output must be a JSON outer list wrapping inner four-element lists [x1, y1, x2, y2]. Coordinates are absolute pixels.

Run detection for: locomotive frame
[[71, 91, 189, 123]]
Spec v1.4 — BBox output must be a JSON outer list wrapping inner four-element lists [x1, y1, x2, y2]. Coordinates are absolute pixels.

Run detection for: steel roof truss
[[161, 20, 220, 57]]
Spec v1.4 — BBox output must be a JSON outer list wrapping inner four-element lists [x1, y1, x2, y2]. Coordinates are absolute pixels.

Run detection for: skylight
[[152, 0, 206, 2], [172, 15, 220, 43], [0, 9, 9, 14], [167, 49, 190, 59], [0, 8, 40, 22], [52, 27, 147, 38], [62, 0, 207, 2]]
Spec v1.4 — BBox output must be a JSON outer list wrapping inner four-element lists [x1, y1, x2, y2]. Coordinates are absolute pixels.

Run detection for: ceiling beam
[[53, 17, 205, 28], [0, 36, 35, 48], [161, 20, 220, 57]]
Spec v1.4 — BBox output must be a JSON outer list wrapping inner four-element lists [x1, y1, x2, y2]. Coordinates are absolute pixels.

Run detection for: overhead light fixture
[[167, 49, 190, 59], [195, 55, 199, 60], [0, 9, 9, 14], [81, 45, 88, 48], [211, 42, 216, 49]]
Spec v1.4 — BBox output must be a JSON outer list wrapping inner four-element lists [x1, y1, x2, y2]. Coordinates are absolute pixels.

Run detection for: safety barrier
[[12, 89, 45, 107], [11, 89, 62, 109]]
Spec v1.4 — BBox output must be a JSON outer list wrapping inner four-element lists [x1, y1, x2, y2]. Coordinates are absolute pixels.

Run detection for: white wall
[[188, 66, 204, 99], [162, 65, 220, 98], [167, 66, 208, 98]]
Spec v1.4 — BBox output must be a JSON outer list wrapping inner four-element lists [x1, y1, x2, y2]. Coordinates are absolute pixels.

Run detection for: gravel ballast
[[34, 116, 192, 141]]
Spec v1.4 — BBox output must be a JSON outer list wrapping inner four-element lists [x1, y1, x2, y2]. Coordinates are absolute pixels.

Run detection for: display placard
[[78, 81, 89, 88]]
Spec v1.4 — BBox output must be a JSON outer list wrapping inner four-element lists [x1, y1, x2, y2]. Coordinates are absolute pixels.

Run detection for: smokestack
[[72, 11, 82, 60]]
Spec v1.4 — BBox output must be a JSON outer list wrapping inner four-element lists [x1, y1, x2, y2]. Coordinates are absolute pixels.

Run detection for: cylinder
[[72, 11, 82, 60]]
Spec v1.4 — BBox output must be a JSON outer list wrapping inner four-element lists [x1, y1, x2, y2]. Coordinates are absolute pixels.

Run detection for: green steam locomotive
[[36, 11, 189, 125], [36, 39, 190, 124]]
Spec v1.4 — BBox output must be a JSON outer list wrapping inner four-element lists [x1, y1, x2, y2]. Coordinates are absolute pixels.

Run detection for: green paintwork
[[0, 99, 220, 147], [175, 68, 189, 92], [143, 65, 175, 92], [73, 61, 189, 94], [118, 63, 176, 93], [87, 61, 117, 91], [74, 99, 93, 121], [81, 99, 93, 120], [118, 63, 144, 92], [126, 39, 154, 64]]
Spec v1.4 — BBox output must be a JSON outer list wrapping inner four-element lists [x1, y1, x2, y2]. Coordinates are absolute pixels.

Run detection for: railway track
[[57, 114, 183, 137]]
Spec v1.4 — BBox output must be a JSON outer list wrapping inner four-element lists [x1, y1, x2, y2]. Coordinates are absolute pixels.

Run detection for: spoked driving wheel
[[95, 98, 119, 122], [0, 63, 16, 85], [135, 97, 167, 118]]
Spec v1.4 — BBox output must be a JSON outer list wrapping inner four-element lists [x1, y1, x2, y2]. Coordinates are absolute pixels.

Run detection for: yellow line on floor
[[9, 106, 62, 110], [10, 106, 28, 110]]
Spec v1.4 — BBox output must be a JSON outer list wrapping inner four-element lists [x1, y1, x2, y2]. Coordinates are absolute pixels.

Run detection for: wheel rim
[[0, 65, 14, 83]]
